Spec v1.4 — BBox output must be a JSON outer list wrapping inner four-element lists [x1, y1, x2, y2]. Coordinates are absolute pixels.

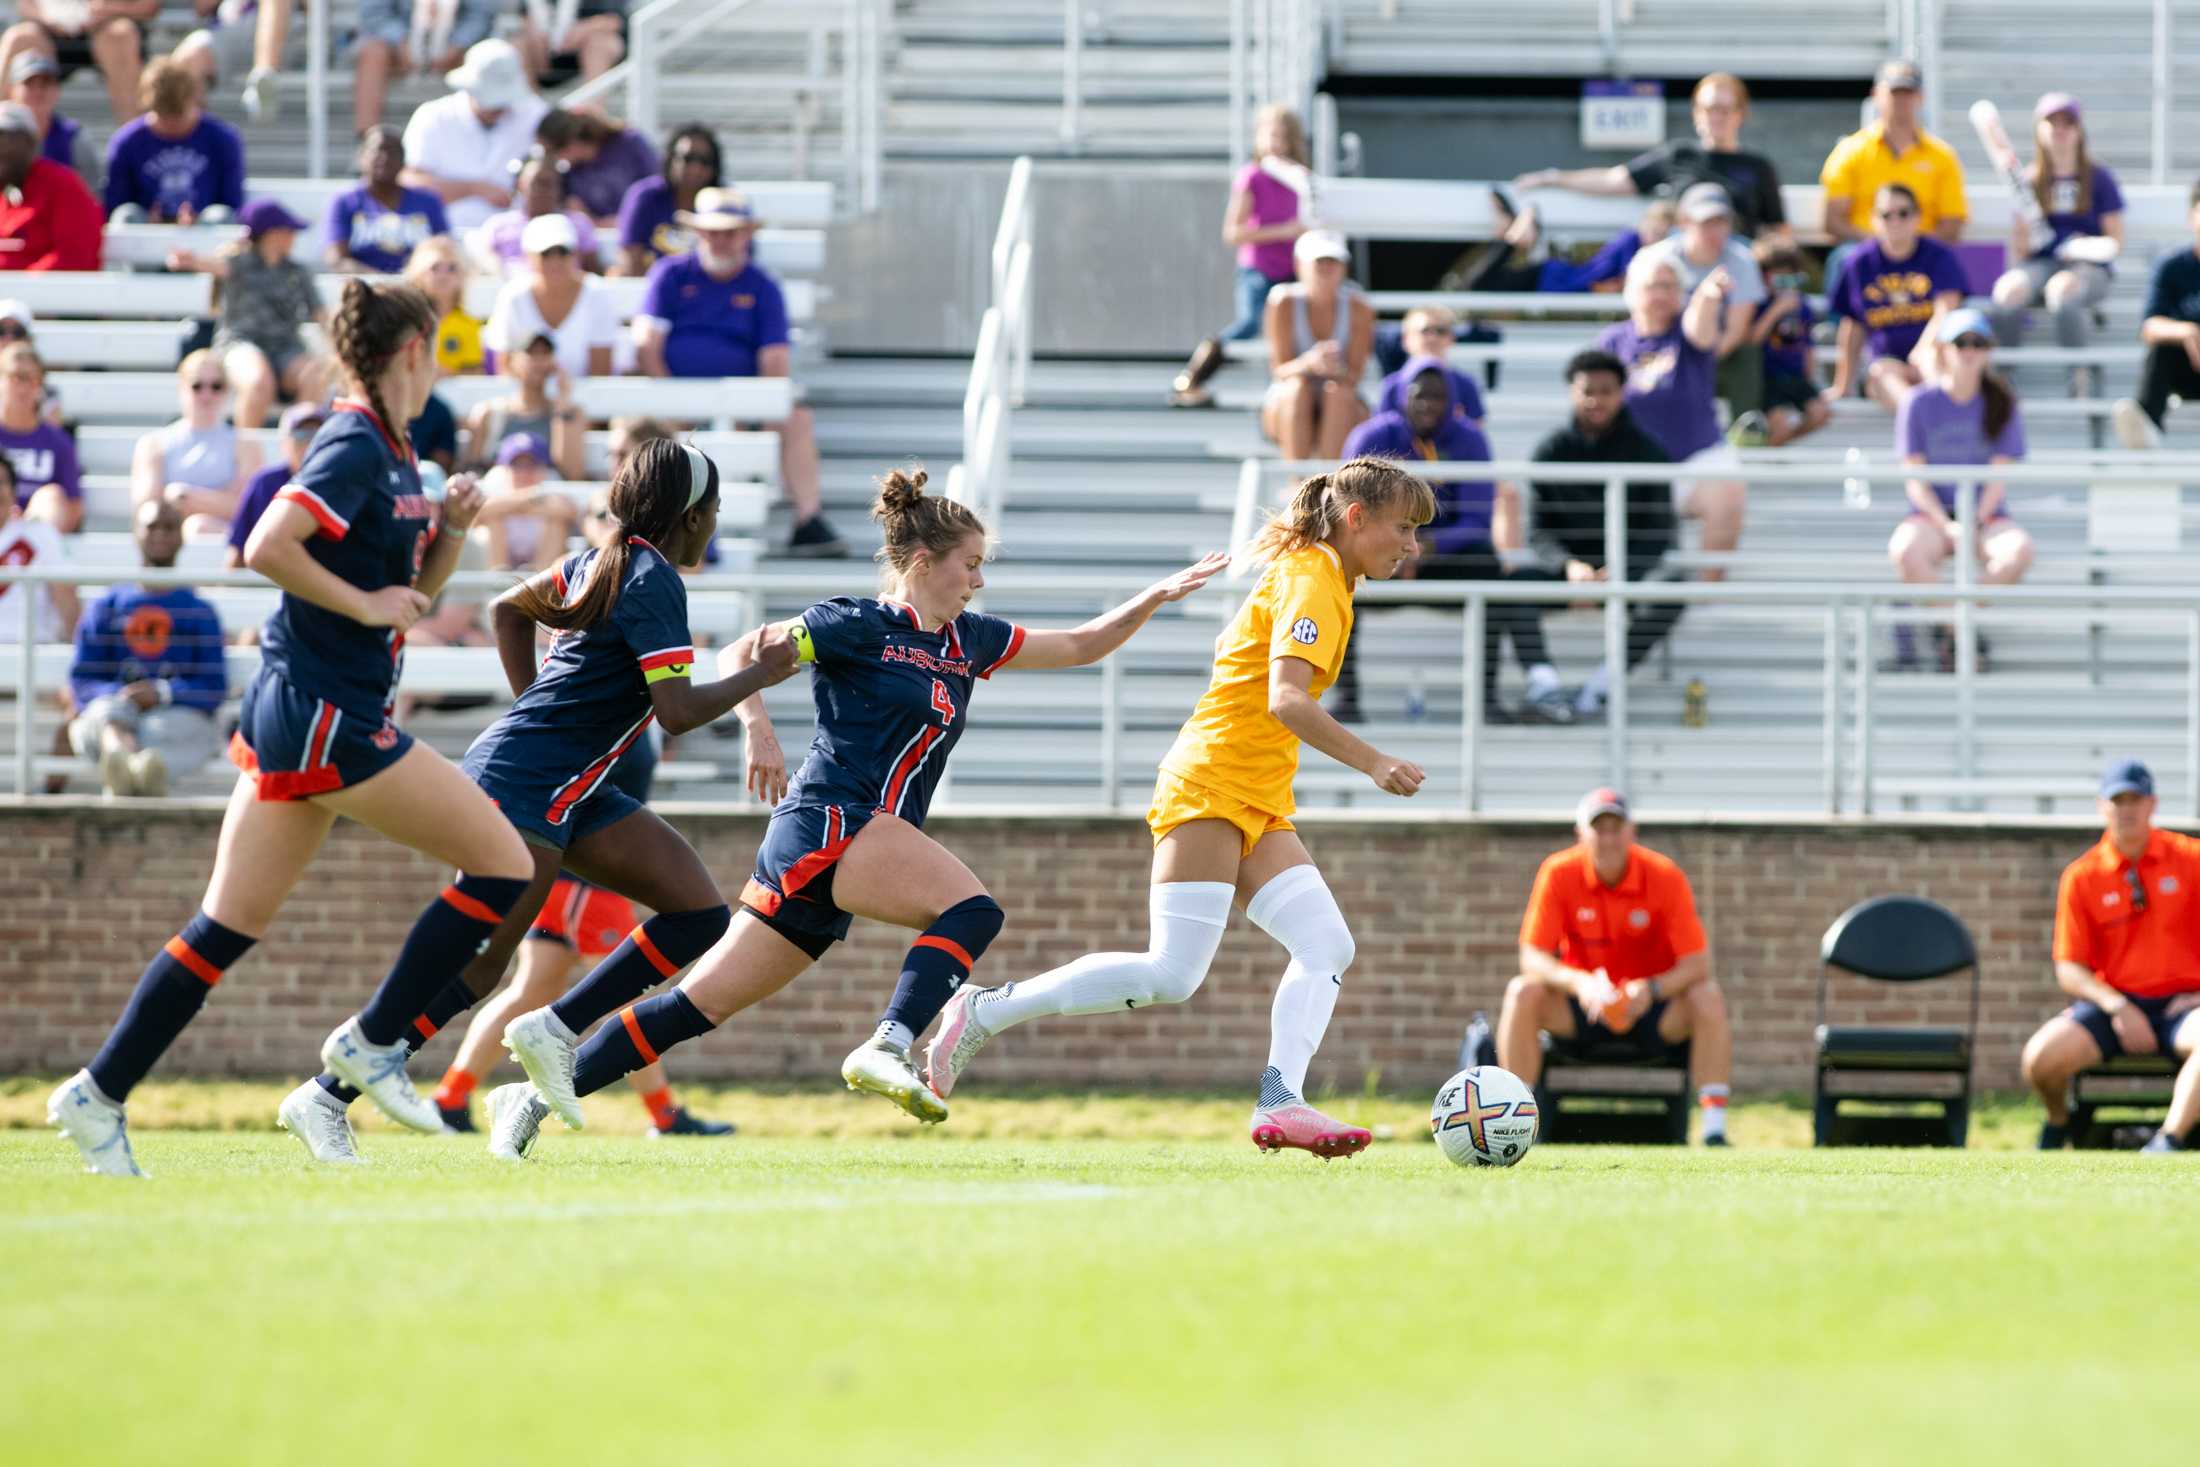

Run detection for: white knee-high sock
[[972, 882, 1233, 1032], [1249, 866, 1355, 1104]]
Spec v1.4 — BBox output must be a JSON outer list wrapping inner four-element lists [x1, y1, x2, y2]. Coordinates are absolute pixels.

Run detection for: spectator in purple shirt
[[1171, 104, 1309, 409], [1889, 309, 2033, 672], [1828, 183, 1969, 413], [1598, 251, 1745, 579], [0, 342, 80, 530], [8, 52, 87, 183], [226, 400, 325, 569], [1455, 195, 1675, 297], [101, 57, 243, 224], [326, 125, 451, 274], [1337, 359, 1565, 725], [1376, 308, 1486, 427], [1748, 237, 1830, 447], [615, 122, 720, 277], [635, 187, 844, 558], [1988, 93, 2125, 363], [537, 107, 656, 225]]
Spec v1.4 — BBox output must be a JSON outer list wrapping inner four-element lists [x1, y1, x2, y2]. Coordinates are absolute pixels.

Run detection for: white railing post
[[1230, 457, 1265, 563], [307, 0, 329, 177], [1229, 0, 1249, 170], [1822, 602, 1841, 816], [1602, 475, 1628, 789], [629, 9, 657, 142], [2187, 608, 2199, 819], [2153, 0, 2172, 186], [13, 573, 33, 794], [1918, 0, 1941, 135], [1312, 91, 1339, 179], [1100, 633, 1122, 811], [1461, 594, 1483, 813], [1061, 0, 1083, 149], [1855, 601, 1875, 814], [1954, 478, 1978, 794]]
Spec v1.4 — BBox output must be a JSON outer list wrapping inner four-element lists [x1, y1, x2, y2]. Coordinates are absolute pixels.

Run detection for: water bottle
[[1841, 447, 1871, 510], [1682, 678, 1708, 728], [1404, 670, 1427, 722]]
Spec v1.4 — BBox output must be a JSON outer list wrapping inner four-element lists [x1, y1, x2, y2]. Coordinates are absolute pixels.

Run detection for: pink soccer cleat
[[923, 985, 993, 1101], [1250, 1102, 1373, 1160]]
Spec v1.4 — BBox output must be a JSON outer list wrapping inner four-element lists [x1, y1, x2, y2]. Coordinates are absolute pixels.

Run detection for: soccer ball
[[1430, 1065, 1539, 1168]]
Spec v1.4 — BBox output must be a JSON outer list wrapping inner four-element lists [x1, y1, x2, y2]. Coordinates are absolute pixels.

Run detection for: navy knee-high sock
[[549, 905, 730, 1035], [88, 912, 257, 1102], [354, 874, 530, 1046], [879, 896, 1005, 1038], [317, 976, 482, 1103], [572, 990, 714, 1097]]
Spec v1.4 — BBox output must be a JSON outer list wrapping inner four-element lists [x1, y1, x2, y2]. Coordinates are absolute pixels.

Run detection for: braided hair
[[330, 278, 438, 450], [507, 438, 719, 632]]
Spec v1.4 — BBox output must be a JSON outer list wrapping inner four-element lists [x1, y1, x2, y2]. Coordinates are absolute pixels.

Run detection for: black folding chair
[[2068, 1056, 2179, 1149], [1462, 1009, 1692, 1145], [1815, 896, 1980, 1147]]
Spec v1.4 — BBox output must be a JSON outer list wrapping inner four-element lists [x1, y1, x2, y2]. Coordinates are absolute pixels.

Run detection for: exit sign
[[1582, 79, 1665, 150]]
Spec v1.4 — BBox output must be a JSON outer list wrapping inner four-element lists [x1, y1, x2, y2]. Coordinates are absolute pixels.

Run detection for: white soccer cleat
[[277, 1079, 367, 1166], [2113, 397, 2164, 451], [841, 1035, 949, 1124], [48, 1070, 146, 1178], [319, 1016, 445, 1134], [923, 986, 994, 1101], [486, 1083, 550, 1162], [502, 1008, 584, 1130]]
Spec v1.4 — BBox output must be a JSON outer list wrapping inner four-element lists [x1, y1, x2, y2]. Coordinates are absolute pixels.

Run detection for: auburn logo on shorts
[[371, 722, 401, 750], [1290, 617, 1319, 645]]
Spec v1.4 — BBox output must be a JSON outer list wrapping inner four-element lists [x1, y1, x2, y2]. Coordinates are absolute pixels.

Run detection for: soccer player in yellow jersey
[[927, 458, 1436, 1157]]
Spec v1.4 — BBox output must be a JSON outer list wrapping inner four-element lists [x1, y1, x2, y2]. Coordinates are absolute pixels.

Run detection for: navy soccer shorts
[[738, 803, 874, 958], [229, 668, 412, 801]]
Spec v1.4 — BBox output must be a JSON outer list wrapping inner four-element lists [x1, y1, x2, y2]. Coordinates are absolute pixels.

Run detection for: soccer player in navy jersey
[[487, 469, 1229, 1154], [273, 437, 800, 1164], [48, 280, 539, 1178]]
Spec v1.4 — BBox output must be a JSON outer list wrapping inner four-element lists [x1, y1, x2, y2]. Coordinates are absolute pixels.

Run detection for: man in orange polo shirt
[[1498, 787, 1735, 1144], [2021, 759, 2200, 1153]]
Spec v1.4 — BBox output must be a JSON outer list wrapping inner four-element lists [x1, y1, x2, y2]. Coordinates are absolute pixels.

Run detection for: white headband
[[680, 443, 712, 509]]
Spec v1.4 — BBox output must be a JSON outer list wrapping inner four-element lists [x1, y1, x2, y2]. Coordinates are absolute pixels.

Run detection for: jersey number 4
[[930, 678, 957, 726]]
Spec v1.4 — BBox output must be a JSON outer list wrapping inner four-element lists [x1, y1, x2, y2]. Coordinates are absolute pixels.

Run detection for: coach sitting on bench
[[1498, 787, 1734, 1145], [2021, 759, 2200, 1153]]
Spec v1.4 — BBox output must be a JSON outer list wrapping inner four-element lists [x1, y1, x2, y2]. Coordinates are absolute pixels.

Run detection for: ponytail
[[507, 437, 718, 633], [1981, 370, 2017, 442], [1239, 457, 1436, 570]]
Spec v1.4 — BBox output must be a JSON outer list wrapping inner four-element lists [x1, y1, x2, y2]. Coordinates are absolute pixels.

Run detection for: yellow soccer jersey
[[1158, 541, 1354, 814]]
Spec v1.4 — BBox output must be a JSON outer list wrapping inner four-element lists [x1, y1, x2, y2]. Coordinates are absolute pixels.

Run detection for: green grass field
[[5, 1083, 2194, 1466]]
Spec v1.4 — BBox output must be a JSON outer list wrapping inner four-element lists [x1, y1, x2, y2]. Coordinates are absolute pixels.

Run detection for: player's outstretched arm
[[649, 622, 798, 737], [1267, 654, 1424, 797], [1005, 551, 1230, 671]]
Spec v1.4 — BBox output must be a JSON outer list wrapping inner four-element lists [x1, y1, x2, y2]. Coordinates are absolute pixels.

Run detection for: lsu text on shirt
[[779, 596, 1024, 827], [2053, 829, 2200, 998], [1160, 541, 1353, 815], [1520, 844, 1708, 982]]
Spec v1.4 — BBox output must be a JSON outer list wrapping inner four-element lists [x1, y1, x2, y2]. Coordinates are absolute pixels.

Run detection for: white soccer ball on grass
[[1430, 1065, 1539, 1168]]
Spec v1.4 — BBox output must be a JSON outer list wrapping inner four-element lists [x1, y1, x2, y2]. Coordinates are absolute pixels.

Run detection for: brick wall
[[0, 805, 2090, 1094]]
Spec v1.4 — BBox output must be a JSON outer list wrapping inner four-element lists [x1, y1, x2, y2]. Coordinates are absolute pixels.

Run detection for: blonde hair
[[142, 56, 198, 119], [1402, 306, 1459, 336], [1254, 104, 1309, 167], [175, 347, 221, 385], [401, 235, 471, 310], [1241, 458, 1435, 569], [871, 467, 988, 587]]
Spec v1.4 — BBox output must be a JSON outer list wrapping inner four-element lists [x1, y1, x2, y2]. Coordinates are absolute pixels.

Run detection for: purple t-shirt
[[639, 254, 789, 378], [228, 461, 290, 554], [616, 175, 690, 263], [102, 114, 246, 222], [1896, 383, 2027, 513], [1377, 364, 1485, 424], [1234, 161, 1302, 282], [1342, 411, 1497, 552], [40, 113, 78, 172], [1761, 295, 1815, 379], [326, 184, 451, 274], [1596, 318, 1722, 460], [1832, 236, 1969, 362], [568, 130, 659, 220], [2036, 163, 2125, 261], [0, 420, 80, 505]]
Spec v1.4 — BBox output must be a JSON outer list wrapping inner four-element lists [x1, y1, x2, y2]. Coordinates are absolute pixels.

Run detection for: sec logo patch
[[1290, 617, 1319, 645]]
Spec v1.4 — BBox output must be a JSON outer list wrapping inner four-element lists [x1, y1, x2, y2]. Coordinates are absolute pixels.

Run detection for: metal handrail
[[952, 156, 1035, 527]]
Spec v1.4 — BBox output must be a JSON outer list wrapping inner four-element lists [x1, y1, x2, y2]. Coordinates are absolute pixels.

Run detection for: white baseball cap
[[0, 299, 33, 331], [1293, 228, 1350, 266], [520, 211, 580, 256], [446, 39, 529, 112]]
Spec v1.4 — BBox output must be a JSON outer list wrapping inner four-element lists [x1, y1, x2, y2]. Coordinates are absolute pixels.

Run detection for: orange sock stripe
[[440, 884, 503, 925], [639, 1085, 677, 1127], [412, 1015, 440, 1042], [630, 924, 679, 979], [1700, 1094, 1729, 1108], [164, 935, 223, 987], [912, 933, 976, 971], [619, 1005, 660, 1065], [433, 1068, 478, 1107]]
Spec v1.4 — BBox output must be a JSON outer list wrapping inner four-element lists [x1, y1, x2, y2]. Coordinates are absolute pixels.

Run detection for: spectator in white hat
[[635, 187, 845, 557], [401, 39, 549, 234], [485, 211, 618, 380], [1260, 227, 1373, 460]]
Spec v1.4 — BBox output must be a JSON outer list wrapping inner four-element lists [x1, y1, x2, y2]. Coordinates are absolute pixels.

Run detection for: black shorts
[[1560, 994, 1676, 1061], [1763, 373, 1822, 415], [2068, 995, 2198, 1060], [42, 20, 147, 80], [537, 6, 627, 84]]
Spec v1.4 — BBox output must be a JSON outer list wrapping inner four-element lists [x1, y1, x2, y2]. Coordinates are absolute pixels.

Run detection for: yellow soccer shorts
[[1147, 769, 1295, 858]]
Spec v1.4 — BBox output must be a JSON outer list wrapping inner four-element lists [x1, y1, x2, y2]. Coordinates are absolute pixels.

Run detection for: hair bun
[[872, 467, 929, 519]]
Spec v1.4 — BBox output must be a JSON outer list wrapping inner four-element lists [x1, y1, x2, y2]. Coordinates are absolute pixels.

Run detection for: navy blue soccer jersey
[[780, 596, 1025, 826], [466, 537, 694, 827], [257, 401, 436, 720]]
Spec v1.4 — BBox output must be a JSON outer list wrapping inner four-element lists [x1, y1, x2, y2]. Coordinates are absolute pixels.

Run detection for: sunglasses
[[0, 322, 27, 339], [190, 379, 228, 393], [2124, 865, 2149, 914], [1951, 335, 1992, 351], [1876, 207, 1916, 220], [1770, 272, 1807, 289]]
